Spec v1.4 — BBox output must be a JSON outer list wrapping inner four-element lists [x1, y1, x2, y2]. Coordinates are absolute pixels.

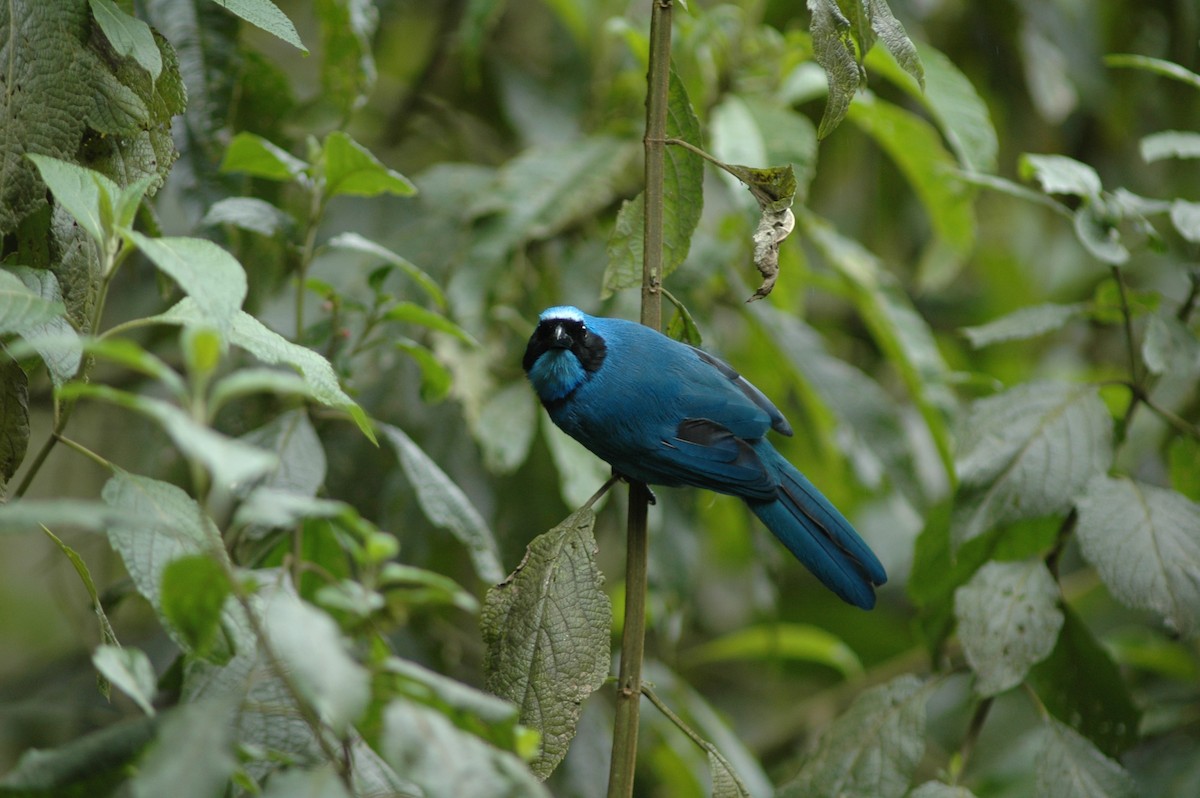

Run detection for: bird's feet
[[613, 470, 657, 505]]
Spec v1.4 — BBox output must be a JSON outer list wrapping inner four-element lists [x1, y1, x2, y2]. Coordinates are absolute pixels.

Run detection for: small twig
[[664, 137, 743, 181], [55, 435, 113, 471], [584, 474, 622, 510], [956, 696, 994, 779], [1043, 508, 1078, 581], [1112, 266, 1141, 387], [1140, 392, 1200, 438]]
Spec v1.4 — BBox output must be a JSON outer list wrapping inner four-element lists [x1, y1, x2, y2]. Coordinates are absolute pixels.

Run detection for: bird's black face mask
[[523, 317, 607, 373]]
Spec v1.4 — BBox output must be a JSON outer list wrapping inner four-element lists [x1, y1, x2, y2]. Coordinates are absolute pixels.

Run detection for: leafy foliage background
[[1, 1, 1199, 797]]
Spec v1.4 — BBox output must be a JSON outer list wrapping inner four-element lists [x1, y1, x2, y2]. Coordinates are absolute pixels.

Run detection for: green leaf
[[128, 700, 238, 798], [602, 71, 701, 296], [1035, 717, 1137, 798], [66, 383, 278, 489], [209, 0, 308, 53], [954, 559, 1064, 696], [325, 232, 445, 308], [848, 94, 976, 263], [41, 525, 118, 646], [201, 197, 293, 237], [262, 590, 370, 734], [261, 764, 352, 798], [1140, 130, 1200, 162], [25, 155, 117, 247], [1019, 153, 1102, 199], [777, 675, 935, 798], [315, 0, 377, 116], [807, 0, 862, 139], [1170, 199, 1200, 243], [953, 382, 1113, 547], [1076, 475, 1200, 638], [321, 130, 415, 199], [1030, 606, 1141, 757], [482, 507, 611, 779], [1142, 311, 1200, 377], [152, 298, 374, 442], [381, 699, 550, 798], [0, 500, 134, 533], [1073, 203, 1129, 265], [1168, 437, 1200, 501], [871, 42, 997, 173], [395, 338, 454, 403], [909, 506, 1060, 655], [1104, 53, 1200, 90], [0, 268, 65, 334], [686, 623, 863, 679], [80, 337, 187, 399], [4, 267, 80, 386], [384, 301, 477, 345], [233, 489, 350, 531], [864, 0, 923, 91], [92, 644, 157, 715], [125, 233, 247, 335], [0, 715, 156, 796], [473, 381, 537, 475], [378, 563, 480, 615], [219, 132, 309, 181], [160, 554, 232, 659], [237, 411, 325, 497], [90, 0, 162, 79], [381, 423, 503, 583], [102, 473, 225, 620], [961, 302, 1088, 348], [0, 358, 28, 493]]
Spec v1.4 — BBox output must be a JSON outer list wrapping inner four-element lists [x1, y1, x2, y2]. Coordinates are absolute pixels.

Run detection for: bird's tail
[[748, 445, 886, 609]]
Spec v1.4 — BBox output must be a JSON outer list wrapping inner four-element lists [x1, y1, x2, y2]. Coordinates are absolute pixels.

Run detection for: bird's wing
[[651, 418, 779, 501], [688, 347, 793, 436]]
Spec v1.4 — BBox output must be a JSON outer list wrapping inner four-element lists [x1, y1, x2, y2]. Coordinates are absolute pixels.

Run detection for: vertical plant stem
[[608, 3, 672, 797]]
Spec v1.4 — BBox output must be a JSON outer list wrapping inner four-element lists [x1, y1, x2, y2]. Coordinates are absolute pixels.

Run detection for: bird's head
[[523, 306, 607, 401]]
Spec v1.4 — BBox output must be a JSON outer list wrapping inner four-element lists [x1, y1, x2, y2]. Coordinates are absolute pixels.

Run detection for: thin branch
[[55, 435, 113, 471], [956, 696, 994, 780]]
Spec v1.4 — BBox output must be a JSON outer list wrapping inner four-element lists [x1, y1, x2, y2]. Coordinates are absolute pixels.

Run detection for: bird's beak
[[551, 324, 572, 348]]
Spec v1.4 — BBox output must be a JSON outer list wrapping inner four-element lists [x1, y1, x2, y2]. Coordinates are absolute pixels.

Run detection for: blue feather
[[524, 307, 887, 609]]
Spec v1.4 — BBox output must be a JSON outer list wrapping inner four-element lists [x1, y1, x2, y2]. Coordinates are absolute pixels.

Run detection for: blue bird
[[522, 306, 886, 609]]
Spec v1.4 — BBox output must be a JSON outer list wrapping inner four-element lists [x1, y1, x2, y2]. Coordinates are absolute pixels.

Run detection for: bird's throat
[[528, 350, 587, 402]]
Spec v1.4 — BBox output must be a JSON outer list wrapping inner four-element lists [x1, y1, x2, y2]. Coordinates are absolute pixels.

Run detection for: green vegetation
[[1, 1, 1198, 797]]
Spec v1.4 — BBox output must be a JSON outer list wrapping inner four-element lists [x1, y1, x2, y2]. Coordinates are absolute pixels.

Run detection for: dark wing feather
[[689, 347, 793, 436], [651, 418, 778, 501]]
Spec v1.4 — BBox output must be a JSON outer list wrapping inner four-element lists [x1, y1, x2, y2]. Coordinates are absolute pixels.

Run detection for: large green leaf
[[0, 267, 66, 335], [777, 675, 935, 798], [961, 302, 1088, 348], [92, 645, 157, 716], [160, 554, 233, 660], [954, 559, 1064, 696], [0, 358, 28, 494], [5, 266, 81, 386], [90, 0, 162, 79], [1030, 606, 1141, 757], [482, 507, 611, 779], [685, 623, 863, 679], [952, 382, 1112, 547], [1035, 717, 1136, 798], [320, 130, 415, 199], [1076, 476, 1200, 638], [602, 70, 702, 297], [125, 233, 248, 336], [101, 472, 226, 622], [807, 0, 861, 139], [381, 423, 503, 583]]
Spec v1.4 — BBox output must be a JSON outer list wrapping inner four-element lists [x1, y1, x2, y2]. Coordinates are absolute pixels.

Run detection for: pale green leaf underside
[[953, 382, 1113, 547], [210, 0, 308, 53], [962, 302, 1088, 348], [1076, 475, 1200, 638], [381, 423, 503, 583], [1035, 717, 1137, 798], [955, 559, 1064, 696]]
